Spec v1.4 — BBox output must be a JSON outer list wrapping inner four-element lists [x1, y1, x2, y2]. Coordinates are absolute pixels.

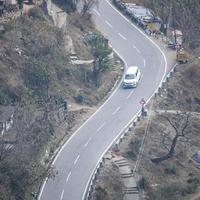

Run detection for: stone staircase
[[113, 157, 139, 200]]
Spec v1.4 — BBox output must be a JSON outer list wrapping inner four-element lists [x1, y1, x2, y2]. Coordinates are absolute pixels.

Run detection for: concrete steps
[[121, 173, 133, 178], [112, 156, 139, 199], [123, 187, 138, 194]]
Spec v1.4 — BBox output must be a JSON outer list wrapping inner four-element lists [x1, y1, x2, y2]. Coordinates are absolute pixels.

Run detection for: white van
[[123, 66, 141, 88]]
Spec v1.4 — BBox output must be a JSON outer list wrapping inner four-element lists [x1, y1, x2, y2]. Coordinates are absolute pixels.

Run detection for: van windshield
[[125, 74, 135, 79]]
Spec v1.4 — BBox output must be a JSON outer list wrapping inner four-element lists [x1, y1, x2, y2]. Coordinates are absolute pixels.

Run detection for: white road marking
[[93, 8, 101, 16], [60, 190, 64, 200], [84, 137, 92, 147], [74, 155, 80, 165], [112, 106, 120, 115], [82, 1, 168, 200], [126, 90, 134, 99], [105, 20, 113, 28], [143, 59, 146, 68], [118, 33, 127, 40], [132, 45, 141, 54], [97, 122, 106, 132], [66, 172, 71, 183]]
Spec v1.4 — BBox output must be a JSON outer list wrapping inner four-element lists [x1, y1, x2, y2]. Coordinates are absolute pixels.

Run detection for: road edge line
[[82, 1, 169, 199], [38, 38, 127, 200]]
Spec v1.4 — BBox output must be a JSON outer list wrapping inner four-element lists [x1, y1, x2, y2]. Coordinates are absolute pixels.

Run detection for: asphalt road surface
[[39, 1, 167, 200]]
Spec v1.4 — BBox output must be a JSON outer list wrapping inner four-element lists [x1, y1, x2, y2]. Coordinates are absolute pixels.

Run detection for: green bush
[[164, 165, 177, 175], [185, 182, 198, 194], [138, 177, 149, 190], [88, 33, 112, 79], [187, 176, 199, 184], [95, 186, 107, 200], [28, 8, 45, 20], [24, 61, 55, 100], [0, 88, 9, 105], [74, 94, 84, 104], [48, 123, 55, 136], [185, 175, 199, 194], [125, 139, 141, 160]]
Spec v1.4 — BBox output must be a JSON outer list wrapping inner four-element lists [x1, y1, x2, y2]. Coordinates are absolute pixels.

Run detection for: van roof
[[126, 66, 139, 74]]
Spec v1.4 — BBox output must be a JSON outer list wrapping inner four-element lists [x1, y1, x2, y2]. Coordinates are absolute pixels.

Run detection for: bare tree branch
[[151, 112, 191, 164]]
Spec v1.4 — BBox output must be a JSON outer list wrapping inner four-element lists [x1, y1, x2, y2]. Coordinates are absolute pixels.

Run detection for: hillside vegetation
[[0, 6, 122, 200]]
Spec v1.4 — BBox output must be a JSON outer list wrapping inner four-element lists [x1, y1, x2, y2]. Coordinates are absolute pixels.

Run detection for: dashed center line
[[118, 33, 127, 40], [60, 190, 64, 200], [93, 8, 101, 16], [126, 90, 134, 99], [105, 20, 113, 28], [84, 137, 92, 147], [143, 59, 146, 68], [112, 106, 120, 115], [97, 122, 106, 132], [66, 171, 71, 183], [133, 45, 141, 54], [74, 155, 80, 165]]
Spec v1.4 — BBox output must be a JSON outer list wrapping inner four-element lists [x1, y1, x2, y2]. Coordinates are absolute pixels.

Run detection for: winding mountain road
[[39, 0, 167, 200]]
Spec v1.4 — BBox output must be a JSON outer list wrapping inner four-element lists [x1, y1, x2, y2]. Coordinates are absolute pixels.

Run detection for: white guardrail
[[83, 2, 179, 195], [83, 0, 179, 198], [83, 60, 178, 199]]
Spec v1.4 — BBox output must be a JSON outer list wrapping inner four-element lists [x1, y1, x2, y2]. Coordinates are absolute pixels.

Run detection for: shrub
[[48, 123, 55, 136], [0, 88, 9, 105], [23, 61, 55, 100], [95, 186, 107, 200], [125, 139, 141, 160], [138, 177, 149, 190], [28, 8, 45, 20], [184, 175, 199, 194], [74, 94, 84, 104], [164, 165, 177, 175], [185, 182, 198, 194]]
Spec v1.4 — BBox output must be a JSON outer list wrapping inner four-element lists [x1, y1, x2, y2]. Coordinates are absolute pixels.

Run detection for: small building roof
[[172, 30, 183, 36]]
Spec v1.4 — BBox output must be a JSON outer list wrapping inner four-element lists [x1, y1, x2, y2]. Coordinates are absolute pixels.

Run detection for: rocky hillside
[[0, 5, 122, 200]]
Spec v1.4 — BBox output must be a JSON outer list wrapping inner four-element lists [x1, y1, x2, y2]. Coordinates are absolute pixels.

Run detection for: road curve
[[39, 1, 167, 200]]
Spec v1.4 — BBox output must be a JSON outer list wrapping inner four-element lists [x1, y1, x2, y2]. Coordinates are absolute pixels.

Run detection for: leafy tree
[[89, 34, 112, 78]]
